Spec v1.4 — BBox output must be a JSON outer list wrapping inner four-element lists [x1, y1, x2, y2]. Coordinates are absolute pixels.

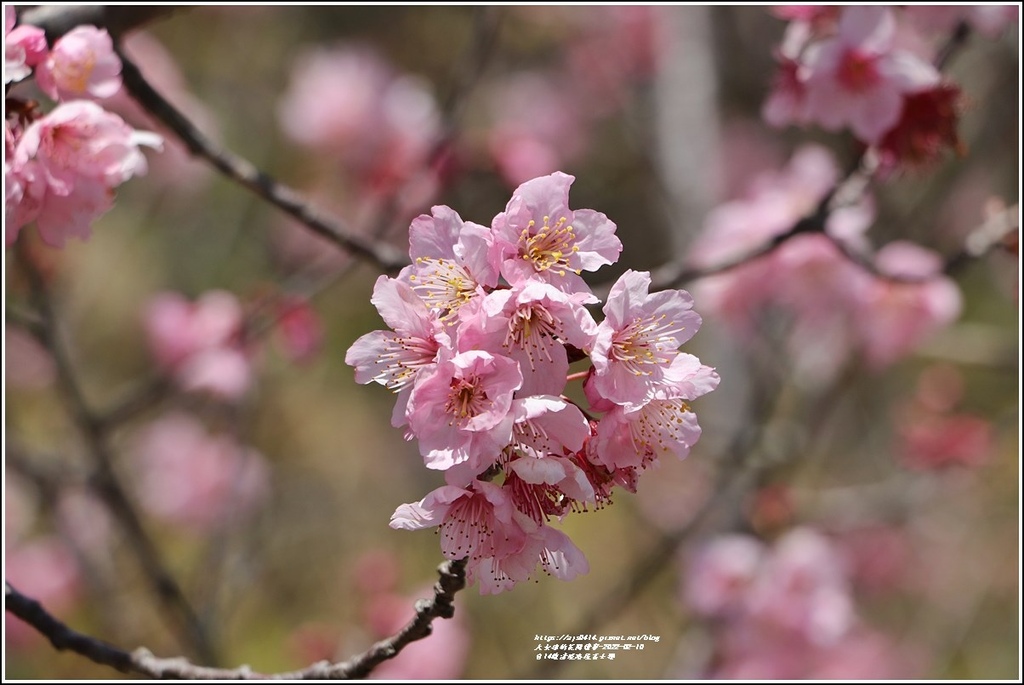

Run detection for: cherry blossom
[[404, 350, 522, 471], [491, 171, 622, 293], [4, 6, 47, 85], [129, 412, 270, 532], [8, 100, 162, 247], [143, 290, 253, 400], [35, 25, 123, 101], [390, 480, 525, 563], [589, 269, 703, 409], [802, 7, 940, 143]]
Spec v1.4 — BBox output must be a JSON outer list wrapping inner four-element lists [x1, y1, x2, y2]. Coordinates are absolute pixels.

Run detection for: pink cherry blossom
[[683, 534, 765, 618], [589, 270, 703, 409], [143, 290, 253, 400], [390, 480, 525, 562], [803, 7, 940, 143], [130, 412, 270, 532], [504, 452, 595, 524], [468, 511, 589, 595], [35, 25, 122, 101], [401, 204, 498, 325], [457, 280, 597, 395], [277, 45, 439, 192], [491, 171, 622, 293], [854, 241, 962, 369], [404, 350, 522, 471], [592, 355, 718, 471], [5, 536, 82, 649], [345, 275, 450, 393], [8, 101, 161, 247], [4, 6, 47, 85], [746, 528, 854, 645]]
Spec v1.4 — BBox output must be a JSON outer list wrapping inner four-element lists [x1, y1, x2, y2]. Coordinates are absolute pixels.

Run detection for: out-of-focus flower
[[143, 290, 253, 400], [803, 7, 940, 143], [7, 100, 162, 248], [277, 45, 440, 192], [129, 412, 270, 532], [854, 241, 962, 369], [4, 6, 47, 85], [5, 537, 82, 649], [903, 5, 1019, 39], [35, 25, 122, 101], [680, 527, 927, 679], [274, 296, 324, 364], [876, 82, 964, 169]]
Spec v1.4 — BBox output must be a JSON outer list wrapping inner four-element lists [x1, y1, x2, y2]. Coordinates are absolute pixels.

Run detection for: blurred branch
[[114, 50, 409, 275], [5, 559, 468, 679], [14, 246, 218, 665], [19, 5, 178, 41]]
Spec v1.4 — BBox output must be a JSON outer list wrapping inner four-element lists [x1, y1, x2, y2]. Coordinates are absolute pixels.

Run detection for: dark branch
[[5, 559, 469, 680], [114, 49, 409, 274]]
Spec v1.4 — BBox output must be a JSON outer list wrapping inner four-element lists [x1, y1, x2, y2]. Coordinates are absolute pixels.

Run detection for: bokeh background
[[4, 5, 1019, 679]]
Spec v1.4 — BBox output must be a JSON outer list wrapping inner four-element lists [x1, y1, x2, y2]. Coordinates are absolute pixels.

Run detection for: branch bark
[[5, 558, 468, 680]]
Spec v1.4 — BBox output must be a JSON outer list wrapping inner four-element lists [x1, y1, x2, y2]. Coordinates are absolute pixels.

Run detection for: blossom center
[[504, 303, 558, 368], [444, 376, 490, 424], [409, 258, 476, 320], [375, 334, 438, 390], [836, 49, 879, 92], [519, 215, 580, 275], [56, 53, 96, 94], [630, 399, 692, 454], [611, 314, 680, 376]]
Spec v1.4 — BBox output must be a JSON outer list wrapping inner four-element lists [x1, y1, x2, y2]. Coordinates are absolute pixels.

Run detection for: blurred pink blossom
[[129, 412, 270, 532], [683, 534, 764, 618], [485, 73, 587, 187], [5, 537, 82, 649], [143, 290, 253, 400], [681, 527, 927, 679], [4, 6, 47, 85], [795, 7, 940, 144], [8, 100, 162, 247], [274, 296, 324, 364], [277, 45, 440, 192], [35, 25, 122, 101], [903, 5, 1019, 39], [854, 241, 962, 369]]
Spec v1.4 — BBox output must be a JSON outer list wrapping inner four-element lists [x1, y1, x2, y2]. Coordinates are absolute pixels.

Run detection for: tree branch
[[114, 49, 409, 274], [5, 558, 468, 680]]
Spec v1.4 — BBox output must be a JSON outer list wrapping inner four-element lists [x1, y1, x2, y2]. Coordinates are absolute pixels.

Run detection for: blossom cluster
[[5, 8, 162, 248], [346, 172, 719, 593], [764, 6, 1016, 168], [681, 528, 925, 679]]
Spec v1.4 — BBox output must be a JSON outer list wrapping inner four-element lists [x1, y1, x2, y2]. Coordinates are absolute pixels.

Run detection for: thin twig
[[114, 49, 409, 274], [5, 558, 468, 680]]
